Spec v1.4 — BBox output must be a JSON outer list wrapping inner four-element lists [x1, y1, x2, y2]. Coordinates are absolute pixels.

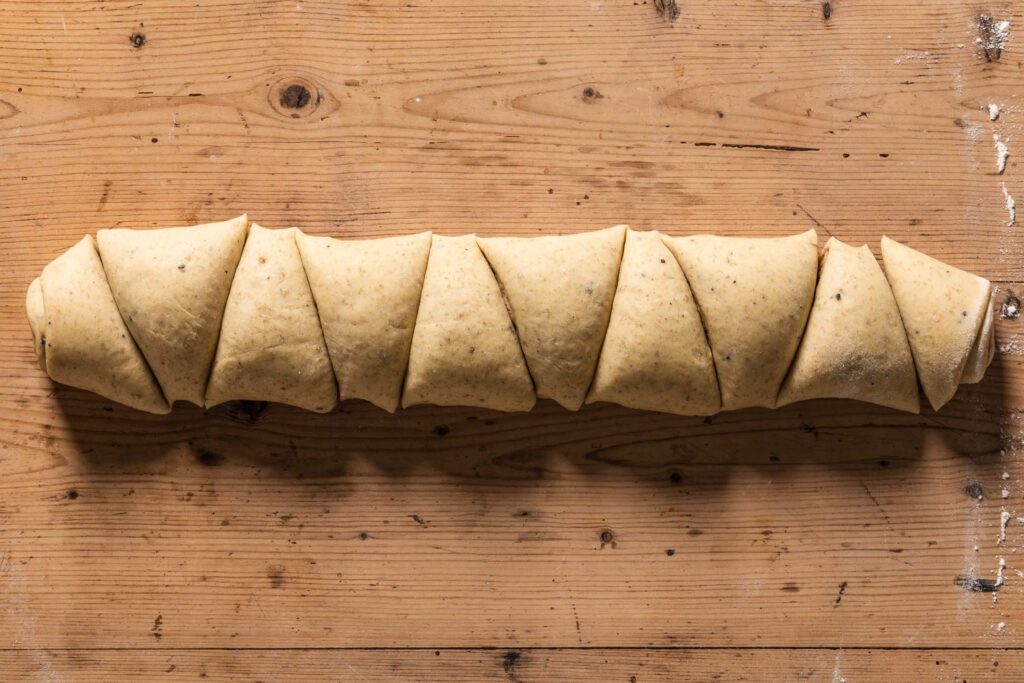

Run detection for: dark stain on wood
[[581, 86, 603, 102], [955, 575, 1000, 592], [1001, 294, 1020, 319], [502, 650, 521, 677], [834, 581, 848, 606], [653, 0, 680, 22], [151, 614, 163, 640], [130, 33, 145, 48], [266, 564, 285, 588], [781, 582, 800, 592], [977, 14, 1006, 62], [964, 481, 984, 500], [196, 450, 222, 467], [822, 2, 832, 20]]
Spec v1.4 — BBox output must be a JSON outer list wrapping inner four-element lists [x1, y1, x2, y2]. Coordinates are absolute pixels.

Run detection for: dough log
[[26, 220, 995, 415]]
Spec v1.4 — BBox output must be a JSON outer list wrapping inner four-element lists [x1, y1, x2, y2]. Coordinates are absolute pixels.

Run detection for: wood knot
[[280, 84, 311, 109], [822, 2, 832, 20], [268, 76, 335, 120], [130, 33, 146, 48], [581, 86, 603, 102]]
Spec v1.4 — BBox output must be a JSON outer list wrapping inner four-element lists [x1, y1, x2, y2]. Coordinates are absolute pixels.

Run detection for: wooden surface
[[2, 0, 1024, 680]]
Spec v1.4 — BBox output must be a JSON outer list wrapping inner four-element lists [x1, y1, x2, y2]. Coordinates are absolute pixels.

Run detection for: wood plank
[[0, 1, 1021, 276], [0, 648, 1020, 682], [1, 0, 1024, 671], [0, 331, 1022, 648]]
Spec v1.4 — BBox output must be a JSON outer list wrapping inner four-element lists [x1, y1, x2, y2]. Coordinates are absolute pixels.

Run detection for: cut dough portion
[[205, 224, 337, 412], [296, 230, 431, 412], [778, 238, 919, 413], [478, 225, 625, 409], [962, 289, 996, 385], [403, 234, 535, 411], [587, 229, 720, 415], [28, 236, 169, 413], [96, 215, 248, 406], [662, 229, 818, 410], [881, 236, 993, 410]]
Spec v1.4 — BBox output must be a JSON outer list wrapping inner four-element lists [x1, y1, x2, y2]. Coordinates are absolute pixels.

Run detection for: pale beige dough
[[881, 236, 993, 410], [778, 237, 919, 413], [27, 236, 169, 413], [205, 224, 337, 412], [296, 230, 431, 412], [402, 234, 535, 411], [587, 229, 720, 415], [478, 225, 625, 410], [662, 230, 818, 410], [96, 215, 248, 406]]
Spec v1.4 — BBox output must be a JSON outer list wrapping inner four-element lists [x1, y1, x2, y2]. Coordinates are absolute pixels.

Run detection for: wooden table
[[1, 1, 1022, 680]]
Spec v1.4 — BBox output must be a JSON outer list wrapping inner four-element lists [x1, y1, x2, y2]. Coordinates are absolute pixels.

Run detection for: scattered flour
[[1003, 488, 1011, 499], [989, 103, 1001, 121], [1004, 472, 1011, 481], [1002, 183, 1017, 227], [994, 133, 1010, 174], [1000, 510, 1012, 544]]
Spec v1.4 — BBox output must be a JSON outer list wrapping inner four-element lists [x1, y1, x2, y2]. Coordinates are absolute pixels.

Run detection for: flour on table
[[989, 103, 1001, 121], [1002, 183, 1017, 227], [991, 132, 1007, 172]]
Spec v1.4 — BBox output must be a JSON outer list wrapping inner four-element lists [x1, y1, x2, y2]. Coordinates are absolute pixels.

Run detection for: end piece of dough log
[[30, 236, 169, 413], [778, 237, 919, 413], [296, 230, 431, 412], [662, 229, 818, 410], [403, 234, 535, 411], [587, 229, 720, 415], [205, 224, 337, 412], [478, 225, 625, 410], [96, 215, 249, 406], [881, 236, 993, 410]]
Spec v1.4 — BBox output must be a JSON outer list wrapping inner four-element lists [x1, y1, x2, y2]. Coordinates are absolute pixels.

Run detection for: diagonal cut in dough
[[96, 215, 249, 406], [587, 228, 720, 415], [27, 236, 169, 413], [296, 230, 431, 413], [662, 229, 818, 410], [205, 223, 337, 412], [778, 237, 919, 412], [403, 234, 535, 411], [478, 225, 625, 410], [881, 236, 993, 410]]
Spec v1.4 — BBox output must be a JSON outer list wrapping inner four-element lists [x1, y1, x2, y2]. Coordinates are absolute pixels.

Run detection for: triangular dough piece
[[28, 237, 169, 413], [296, 230, 431, 412], [663, 230, 818, 410], [962, 290, 996, 385], [402, 234, 535, 411], [205, 224, 337, 412], [478, 225, 625, 410], [881, 236, 993, 410], [587, 229, 720, 415], [778, 238, 919, 413], [96, 215, 249, 406]]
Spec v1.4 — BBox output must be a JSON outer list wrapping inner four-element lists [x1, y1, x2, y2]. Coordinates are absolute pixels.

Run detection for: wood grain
[[1, 0, 1023, 679], [0, 648, 1021, 682]]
